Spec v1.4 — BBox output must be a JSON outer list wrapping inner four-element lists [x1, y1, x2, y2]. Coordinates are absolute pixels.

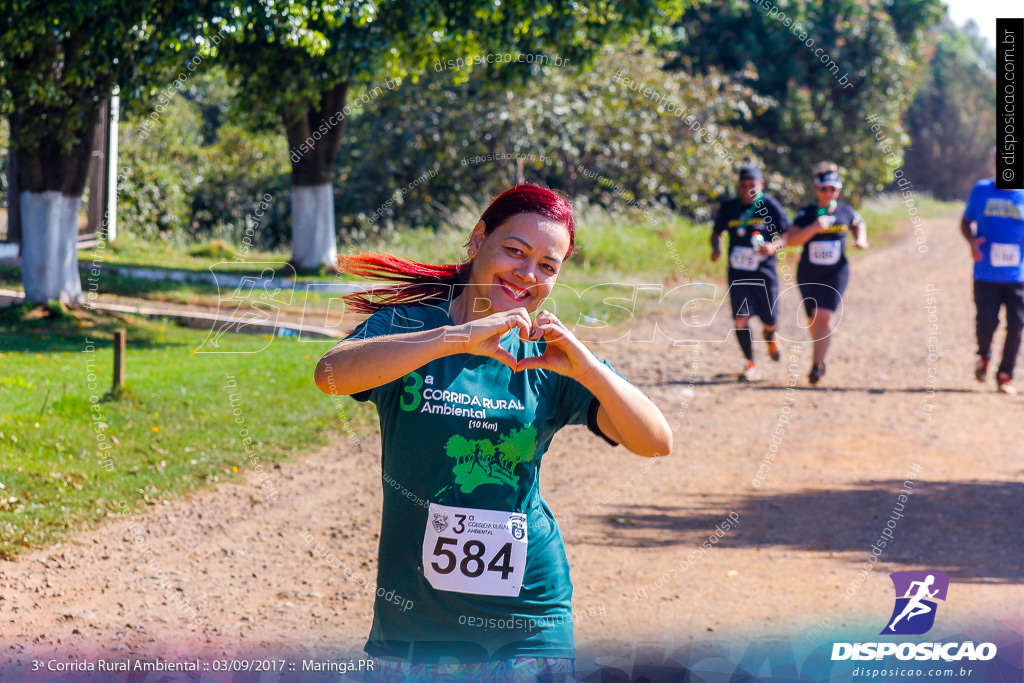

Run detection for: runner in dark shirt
[[786, 162, 868, 385], [711, 165, 791, 381]]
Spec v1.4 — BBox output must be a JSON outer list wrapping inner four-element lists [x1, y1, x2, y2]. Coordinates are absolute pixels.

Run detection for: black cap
[[738, 166, 763, 181]]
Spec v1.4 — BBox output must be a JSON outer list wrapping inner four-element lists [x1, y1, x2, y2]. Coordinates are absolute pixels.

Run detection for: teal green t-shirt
[[345, 300, 616, 664]]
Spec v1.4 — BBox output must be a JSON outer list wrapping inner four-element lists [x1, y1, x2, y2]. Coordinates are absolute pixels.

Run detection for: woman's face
[[815, 184, 841, 205], [465, 212, 572, 315]]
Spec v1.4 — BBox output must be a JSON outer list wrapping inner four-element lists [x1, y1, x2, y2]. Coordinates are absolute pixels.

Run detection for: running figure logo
[[881, 571, 950, 635]]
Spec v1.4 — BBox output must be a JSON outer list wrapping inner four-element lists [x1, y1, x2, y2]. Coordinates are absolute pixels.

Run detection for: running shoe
[[808, 363, 826, 385], [764, 330, 781, 362], [975, 357, 989, 382], [739, 361, 759, 382], [997, 373, 1016, 395]]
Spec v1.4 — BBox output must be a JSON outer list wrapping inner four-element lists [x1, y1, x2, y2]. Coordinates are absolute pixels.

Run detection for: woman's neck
[[449, 289, 490, 325]]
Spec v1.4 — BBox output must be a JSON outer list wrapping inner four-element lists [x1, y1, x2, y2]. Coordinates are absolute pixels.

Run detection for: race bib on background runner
[[422, 502, 528, 597], [808, 241, 842, 266], [730, 246, 761, 271], [990, 242, 1022, 267]]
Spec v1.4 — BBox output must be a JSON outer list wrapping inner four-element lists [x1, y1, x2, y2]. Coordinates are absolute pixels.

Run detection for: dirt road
[[1, 212, 1022, 674]]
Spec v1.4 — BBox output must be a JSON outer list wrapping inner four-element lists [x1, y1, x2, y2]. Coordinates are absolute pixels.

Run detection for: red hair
[[339, 185, 575, 314]]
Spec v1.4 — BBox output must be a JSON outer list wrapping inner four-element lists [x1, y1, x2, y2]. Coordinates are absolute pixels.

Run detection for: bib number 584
[[430, 537, 515, 580], [422, 503, 528, 597]]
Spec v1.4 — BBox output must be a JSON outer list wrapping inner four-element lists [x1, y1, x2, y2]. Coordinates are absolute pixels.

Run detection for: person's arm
[[961, 215, 985, 261], [757, 199, 790, 256], [962, 182, 987, 261], [315, 308, 533, 395], [851, 213, 869, 249], [517, 311, 672, 457], [711, 203, 728, 262], [587, 365, 673, 457], [786, 210, 828, 247], [711, 231, 724, 262]]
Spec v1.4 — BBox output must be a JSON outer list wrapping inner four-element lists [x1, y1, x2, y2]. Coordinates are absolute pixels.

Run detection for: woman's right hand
[[449, 308, 533, 371]]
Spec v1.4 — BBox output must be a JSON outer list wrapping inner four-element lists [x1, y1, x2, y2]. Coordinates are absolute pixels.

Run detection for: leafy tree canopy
[[666, 0, 946, 200]]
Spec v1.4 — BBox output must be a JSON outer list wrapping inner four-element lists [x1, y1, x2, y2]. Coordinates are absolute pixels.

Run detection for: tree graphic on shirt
[[444, 425, 537, 493]]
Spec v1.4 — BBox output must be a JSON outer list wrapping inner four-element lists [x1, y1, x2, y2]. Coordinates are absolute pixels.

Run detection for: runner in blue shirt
[[961, 159, 1024, 394], [314, 184, 672, 681], [711, 165, 791, 381], [786, 162, 868, 385]]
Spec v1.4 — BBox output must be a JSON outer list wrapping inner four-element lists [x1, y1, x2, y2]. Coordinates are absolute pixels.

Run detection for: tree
[[445, 434, 474, 463], [210, 0, 694, 271], [336, 40, 767, 228], [497, 425, 537, 470], [903, 20, 996, 200], [668, 0, 945, 199], [114, 66, 292, 249], [0, 0, 215, 304]]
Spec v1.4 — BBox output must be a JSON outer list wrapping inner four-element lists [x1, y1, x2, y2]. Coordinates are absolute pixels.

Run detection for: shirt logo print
[[444, 425, 538, 493]]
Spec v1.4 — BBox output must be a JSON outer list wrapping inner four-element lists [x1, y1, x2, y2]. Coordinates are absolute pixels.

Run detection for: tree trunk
[[290, 183, 338, 270], [10, 106, 98, 305], [283, 82, 349, 271], [20, 191, 84, 303]]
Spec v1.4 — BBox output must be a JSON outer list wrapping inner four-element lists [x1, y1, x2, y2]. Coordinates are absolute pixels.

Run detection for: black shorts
[[797, 264, 849, 316], [728, 275, 779, 326]]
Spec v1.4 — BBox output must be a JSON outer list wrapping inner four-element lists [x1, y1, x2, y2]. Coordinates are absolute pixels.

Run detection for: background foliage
[[0, 0, 995, 249]]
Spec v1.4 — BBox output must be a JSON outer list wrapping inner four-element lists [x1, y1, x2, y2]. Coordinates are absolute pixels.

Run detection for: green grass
[[79, 231, 286, 274], [855, 193, 957, 246], [0, 306, 375, 559], [544, 204, 717, 324]]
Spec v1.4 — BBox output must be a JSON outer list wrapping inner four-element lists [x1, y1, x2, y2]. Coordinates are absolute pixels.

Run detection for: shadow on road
[[653, 378, 978, 394], [587, 480, 1024, 583]]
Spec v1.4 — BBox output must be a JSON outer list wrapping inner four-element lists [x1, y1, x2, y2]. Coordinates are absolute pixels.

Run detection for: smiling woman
[[313, 184, 671, 681]]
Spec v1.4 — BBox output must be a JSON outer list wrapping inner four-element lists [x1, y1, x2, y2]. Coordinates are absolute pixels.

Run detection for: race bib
[[990, 242, 1022, 267], [808, 240, 842, 266], [422, 502, 528, 597], [730, 246, 761, 271]]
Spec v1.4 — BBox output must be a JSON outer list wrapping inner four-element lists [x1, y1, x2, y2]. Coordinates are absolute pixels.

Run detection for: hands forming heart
[[453, 308, 596, 378]]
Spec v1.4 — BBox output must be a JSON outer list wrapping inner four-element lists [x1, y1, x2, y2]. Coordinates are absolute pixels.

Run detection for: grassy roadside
[[0, 306, 376, 559], [0, 195, 961, 558], [2, 196, 960, 320]]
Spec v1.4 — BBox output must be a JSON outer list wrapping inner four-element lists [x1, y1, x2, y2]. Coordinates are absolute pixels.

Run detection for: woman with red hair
[[315, 184, 671, 681]]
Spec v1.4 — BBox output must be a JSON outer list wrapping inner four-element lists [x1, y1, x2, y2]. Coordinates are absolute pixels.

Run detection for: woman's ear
[[467, 220, 487, 257]]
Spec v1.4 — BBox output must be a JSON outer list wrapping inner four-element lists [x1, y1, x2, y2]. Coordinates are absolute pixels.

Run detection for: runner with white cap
[[785, 162, 868, 385]]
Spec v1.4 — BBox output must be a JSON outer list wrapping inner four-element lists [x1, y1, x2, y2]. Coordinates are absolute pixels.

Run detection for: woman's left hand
[[516, 310, 598, 379]]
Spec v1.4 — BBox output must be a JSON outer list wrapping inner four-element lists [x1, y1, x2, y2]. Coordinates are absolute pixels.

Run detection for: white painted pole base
[[290, 183, 338, 270], [20, 191, 85, 304]]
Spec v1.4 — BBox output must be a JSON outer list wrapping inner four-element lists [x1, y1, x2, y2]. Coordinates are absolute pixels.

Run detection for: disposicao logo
[[881, 570, 949, 635], [831, 570, 997, 663]]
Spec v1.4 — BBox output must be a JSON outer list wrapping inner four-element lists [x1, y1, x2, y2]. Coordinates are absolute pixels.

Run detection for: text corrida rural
[[35, 659, 202, 672]]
